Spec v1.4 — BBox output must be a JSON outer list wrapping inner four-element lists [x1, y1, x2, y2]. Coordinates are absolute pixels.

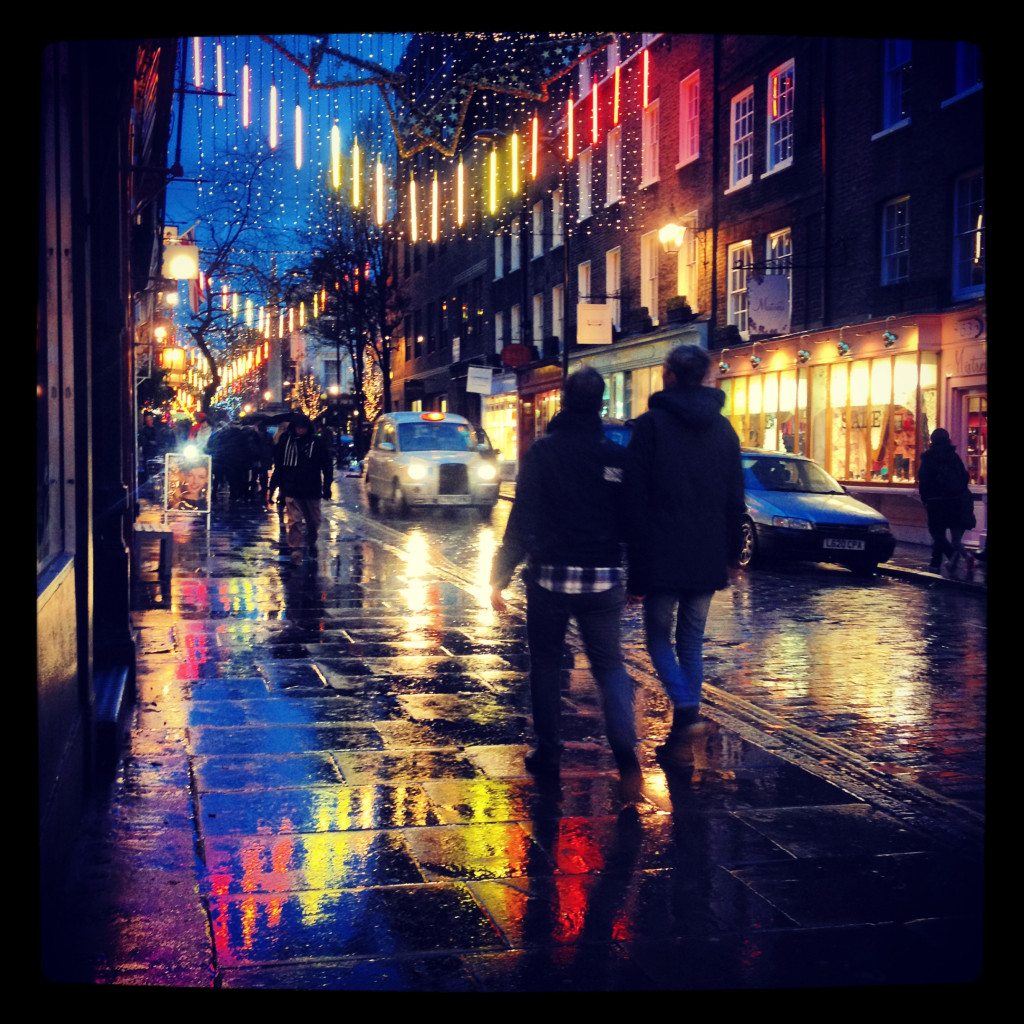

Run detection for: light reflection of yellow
[[297, 888, 328, 926], [240, 895, 257, 951]]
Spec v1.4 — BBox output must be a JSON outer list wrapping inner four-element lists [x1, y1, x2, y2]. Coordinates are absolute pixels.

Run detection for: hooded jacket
[[490, 409, 627, 590], [625, 385, 745, 594], [917, 439, 969, 503]]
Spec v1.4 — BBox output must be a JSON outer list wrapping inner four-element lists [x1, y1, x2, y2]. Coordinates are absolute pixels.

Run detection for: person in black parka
[[918, 428, 975, 571], [625, 344, 746, 764]]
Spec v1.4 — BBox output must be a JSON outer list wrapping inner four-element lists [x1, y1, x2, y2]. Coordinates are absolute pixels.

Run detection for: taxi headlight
[[406, 462, 428, 481], [477, 462, 497, 481], [772, 516, 813, 530]]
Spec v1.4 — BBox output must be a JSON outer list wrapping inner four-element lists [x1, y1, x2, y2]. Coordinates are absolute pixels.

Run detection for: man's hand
[[490, 587, 509, 614], [627, 593, 645, 607]]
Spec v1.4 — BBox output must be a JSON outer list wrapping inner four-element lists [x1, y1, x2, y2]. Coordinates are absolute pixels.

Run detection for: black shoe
[[524, 747, 561, 777], [613, 750, 643, 803]]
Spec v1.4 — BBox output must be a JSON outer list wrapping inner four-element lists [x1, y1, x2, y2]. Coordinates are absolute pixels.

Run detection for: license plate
[[435, 494, 471, 505], [822, 538, 865, 551]]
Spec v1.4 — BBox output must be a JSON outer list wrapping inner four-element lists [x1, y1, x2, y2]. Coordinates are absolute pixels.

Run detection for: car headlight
[[477, 462, 497, 481], [406, 462, 428, 481], [772, 516, 814, 530], [868, 523, 891, 534]]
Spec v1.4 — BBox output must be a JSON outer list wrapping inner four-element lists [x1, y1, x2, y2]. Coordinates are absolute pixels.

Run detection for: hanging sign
[[501, 343, 532, 368], [746, 275, 791, 337], [466, 365, 494, 395], [577, 303, 613, 345]]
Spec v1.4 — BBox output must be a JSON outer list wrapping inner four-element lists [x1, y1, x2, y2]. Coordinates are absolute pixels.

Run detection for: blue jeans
[[643, 591, 714, 710], [526, 581, 637, 756]]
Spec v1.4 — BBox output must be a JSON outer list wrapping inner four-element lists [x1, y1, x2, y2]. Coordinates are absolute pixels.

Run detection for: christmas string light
[[295, 104, 303, 169], [193, 37, 203, 88], [331, 122, 342, 190], [532, 114, 539, 178], [352, 137, 361, 206], [511, 131, 520, 194], [269, 81, 279, 148], [613, 64, 620, 124], [216, 43, 224, 107], [242, 63, 251, 128], [376, 158, 385, 225], [431, 170, 439, 241], [457, 157, 465, 225], [409, 172, 418, 242]]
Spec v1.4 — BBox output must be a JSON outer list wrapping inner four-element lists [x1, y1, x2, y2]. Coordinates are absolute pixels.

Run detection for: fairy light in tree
[[279, 311, 285, 337], [246, 299, 253, 327], [193, 37, 202, 88], [232, 293, 239, 319], [457, 157, 465, 226], [331, 122, 342, 190], [258, 307, 265, 333], [321, 286, 326, 307], [431, 171, 439, 242], [409, 172, 418, 242], [613, 65, 620, 124], [531, 114, 539, 178], [511, 131, 520, 194], [269, 82, 279, 149], [591, 76, 598, 144], [216, 43, 224, 107], [313, 293, 319, 318], [295, 105, 303, 170], [643, 50, 650, 108], [352, 137, 361, 207], [263, 341, 269, 358], [221, 282, 229, 310], [289, 306, 295, 333], [376, 158, 385, 225], [489, 147, 498, 214], [242, 64, 251, 128]]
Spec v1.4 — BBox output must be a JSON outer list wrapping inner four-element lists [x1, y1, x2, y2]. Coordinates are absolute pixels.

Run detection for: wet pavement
[[46, 479, 985, 990]]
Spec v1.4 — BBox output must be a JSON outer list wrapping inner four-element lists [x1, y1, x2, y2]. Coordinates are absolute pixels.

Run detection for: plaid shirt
[[533, 564, 625, 594]]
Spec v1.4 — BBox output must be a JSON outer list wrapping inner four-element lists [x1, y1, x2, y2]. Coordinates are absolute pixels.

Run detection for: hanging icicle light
[[221, 282, 229, 310], [531, 114, 539, 178], [313, 292, 319, 318], [567, 96, 575, 160], [258, 306, 265, 333], [216, 43, 224, 108], [232, 293, 239, 319], [511, 131, 520, 194], [409, 173, 418, 242], [263, 341, 269, 358], [269, 82, 279, 149], [613, 65, 621, 124], [300, 301, 306, 327], [321, 286, 326, 307], [376, 158, 385, 226], [489, 147, 498, 214], [242, 64, 251, 129], [457, 157, 465, 226], [193, 37, 202, 88], [294, 105, 303, 170], [245, 299, 253, 327], [592, 77, 599, 144], [431, 171, 439, 242], [288, 306, 295, 333], [331, 122, 342, 191], [352, 137, 361, 207]]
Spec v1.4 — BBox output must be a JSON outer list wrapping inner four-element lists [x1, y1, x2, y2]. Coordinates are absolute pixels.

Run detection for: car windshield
[[743, 456, 844, 495], [397, 421, 475, 452]]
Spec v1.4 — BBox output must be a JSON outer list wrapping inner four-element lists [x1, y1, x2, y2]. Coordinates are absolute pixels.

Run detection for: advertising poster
[[164, 452, 212, 513]]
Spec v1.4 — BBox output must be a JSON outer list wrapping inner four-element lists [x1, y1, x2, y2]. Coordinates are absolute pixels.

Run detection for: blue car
[[740, 450, 896, 574]]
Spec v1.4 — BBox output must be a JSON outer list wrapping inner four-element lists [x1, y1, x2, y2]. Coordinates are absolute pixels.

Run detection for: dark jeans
[[525, 580, 637, 757]]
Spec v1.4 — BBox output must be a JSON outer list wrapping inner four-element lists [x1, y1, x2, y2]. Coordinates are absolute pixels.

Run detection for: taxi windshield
[[398, 421, 475, 452], [743, 457, 844, 495]]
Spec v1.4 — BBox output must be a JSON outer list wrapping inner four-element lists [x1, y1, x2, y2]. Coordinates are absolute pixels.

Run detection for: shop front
[[515, 362, 564, 457], [480, 371, 519, 479]]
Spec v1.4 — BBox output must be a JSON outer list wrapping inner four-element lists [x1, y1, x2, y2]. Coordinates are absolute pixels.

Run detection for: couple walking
[[490, 345, 746, 799]]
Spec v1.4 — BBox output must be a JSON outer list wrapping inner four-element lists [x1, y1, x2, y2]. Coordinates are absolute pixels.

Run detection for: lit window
[[641, 231, 659, 325], [510, 303, 521, 342], [727, 240, 753, 337], [552, 284, 564, 341], [532, 201, 544, 258], [578, 260, 591, 304], [510, 220, 521, 271], [675, 214, 699, 312], [578, 148, 592, 220], [766, 61, 794, 171], [730, 87, 754, 188], [551, 189, 564, 248], [953, 171, 984, 299], [882, 40, 912, 129], [678, 71, 700, 166], [641, 100, 660, 186], [533, 293, 544, 343], [606, 126, 622, 204], [606, 248, 621, 329], [882, 196, 910, 284], [494, 232, 504, 279]]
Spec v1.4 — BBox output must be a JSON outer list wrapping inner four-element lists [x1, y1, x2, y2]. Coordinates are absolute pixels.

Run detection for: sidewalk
[[46, 492, 983, 990], [499, 482, 986, 591]]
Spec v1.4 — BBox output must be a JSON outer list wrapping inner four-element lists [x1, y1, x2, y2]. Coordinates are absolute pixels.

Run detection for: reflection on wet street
[[55, 479, 984, 989]]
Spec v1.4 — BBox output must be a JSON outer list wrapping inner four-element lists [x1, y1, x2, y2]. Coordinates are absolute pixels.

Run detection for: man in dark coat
[[274, 412, 333, 555], [490, 368, 641, 797], [625, 344, 746, 764], [918, 427, 975, 572]]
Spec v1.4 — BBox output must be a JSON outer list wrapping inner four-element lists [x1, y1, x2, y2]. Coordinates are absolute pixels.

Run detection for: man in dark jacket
[[918, 427, 975, 572], [274, 412, 333, 555], [625, 344, 745, 764], [490, 368, 641, 797]]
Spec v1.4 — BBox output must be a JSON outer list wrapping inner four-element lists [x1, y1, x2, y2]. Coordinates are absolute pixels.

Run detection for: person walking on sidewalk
[[918, 428, 976, 575], [490, 368, 642, 799], [625, 344, 746, 766], [274, 412, 333, 555]]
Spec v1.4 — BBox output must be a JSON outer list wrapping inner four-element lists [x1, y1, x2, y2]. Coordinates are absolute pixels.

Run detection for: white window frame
[[606, 125, 622, 205], [532, 201, 544, 259], [677, 71, 700, 168], [765, 60, 794, 174], [729, 87, 755, 190], [510, 303, 521, 342], [552, 284, 564, 341], [605, 247, 621, 330], [641, 99, 660, 187], [766, 227, 793, 315], [510, 219, 521, 271], [727, 240, 753, 338], [881, 195, 911, 285], [533, 292, 544, 343], [494, 231, 504, 279], [882, 39, 912, 130], [551, 188, 564, 248], [675, 212, 699, 312], [578, 148, 593, 221], [578, 260, 592, 304], [952, 171, 984, 301], [640, 230, 660, 325]]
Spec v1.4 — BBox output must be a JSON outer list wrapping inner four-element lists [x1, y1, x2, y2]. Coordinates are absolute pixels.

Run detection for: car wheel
[[738, 518, 759, 568]]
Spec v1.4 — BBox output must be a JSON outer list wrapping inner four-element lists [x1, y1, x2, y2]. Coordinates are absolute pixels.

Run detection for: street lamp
[[658, 222, 686, 256]]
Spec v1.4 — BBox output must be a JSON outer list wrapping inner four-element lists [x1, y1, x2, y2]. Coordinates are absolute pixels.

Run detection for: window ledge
[[577, 214, 592, 224], [605, 195, 622, 208], [724, 179, 752, 196], [760, 158, 793, 179], [639, 178, 660, 190], [871, 118, 911, 141], [675, 155, 699, 170], [952, 285, 985, 302], [941, 83, 983, 108]]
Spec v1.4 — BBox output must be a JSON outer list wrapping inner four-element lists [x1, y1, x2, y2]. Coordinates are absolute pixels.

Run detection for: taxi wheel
[[738, 518, 759, 569]]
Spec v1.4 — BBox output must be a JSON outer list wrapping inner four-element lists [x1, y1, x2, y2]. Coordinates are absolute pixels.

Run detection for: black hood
[[648, 385, 726, 429], [547, 409, 602, 434]]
